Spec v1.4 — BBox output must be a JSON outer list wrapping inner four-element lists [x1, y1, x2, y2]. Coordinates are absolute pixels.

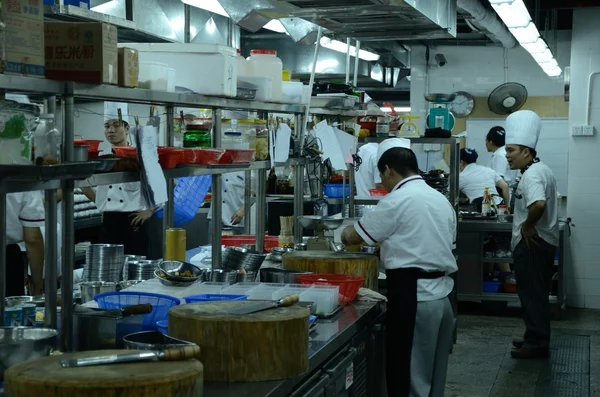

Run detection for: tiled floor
[[447, 303, 600, 397]]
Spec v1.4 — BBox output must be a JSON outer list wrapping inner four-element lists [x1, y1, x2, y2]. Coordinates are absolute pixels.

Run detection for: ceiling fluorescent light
[[491, 0, 531, 28], [521, 38, 548, 54], [181, 0, 228, 17], [509, 22, 540, 44], [544, 67, 562, 77], [531, 48, 554, 63], [540, 58, 559, 70], [262, 20, 287, 33], [320, 37, 380, 62], [380, 107, 411, 113]]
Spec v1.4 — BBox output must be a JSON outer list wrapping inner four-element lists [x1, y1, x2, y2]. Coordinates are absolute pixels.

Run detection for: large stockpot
[[0, 327, 58, 381]]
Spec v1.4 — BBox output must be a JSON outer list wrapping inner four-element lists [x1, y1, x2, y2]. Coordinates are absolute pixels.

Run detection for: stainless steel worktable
[[203, 301, 382, 397]]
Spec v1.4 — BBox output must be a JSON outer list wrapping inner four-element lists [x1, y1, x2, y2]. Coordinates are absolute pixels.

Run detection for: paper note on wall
[[315, 120, 346, 170], [333, 127, 358, 164], [274, 123, 292, 163]]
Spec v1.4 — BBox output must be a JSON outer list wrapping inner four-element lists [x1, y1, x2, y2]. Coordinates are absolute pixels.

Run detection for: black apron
[[5, 244, 26, 297], [99, 212, 152, 258], [385, 267, 445, 397]]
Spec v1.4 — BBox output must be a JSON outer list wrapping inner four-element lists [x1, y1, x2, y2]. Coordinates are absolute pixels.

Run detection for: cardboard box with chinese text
[[3, 0, 45, 78], [44, 22, 118, 84], [118, 47, 138, 88]]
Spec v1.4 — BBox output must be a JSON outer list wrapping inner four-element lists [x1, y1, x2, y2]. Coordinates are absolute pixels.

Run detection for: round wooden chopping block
[[169, 301, 309, 382], [282, 250, 379, 290], [4, 350, 203, 397]]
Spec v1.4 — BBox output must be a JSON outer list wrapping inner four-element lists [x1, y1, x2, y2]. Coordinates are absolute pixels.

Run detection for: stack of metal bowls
[[236, 271, 257, 282], [222, 247, 266, 273], [83, 244, 125, 283], [344, 204, 365, 218], [210, 269, 238, 284], [122, 255, 146, 281], [126, 260, 161, 281]]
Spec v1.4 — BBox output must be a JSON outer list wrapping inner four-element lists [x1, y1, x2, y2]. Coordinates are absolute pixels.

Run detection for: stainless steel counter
[[203, 301, 382, 397]]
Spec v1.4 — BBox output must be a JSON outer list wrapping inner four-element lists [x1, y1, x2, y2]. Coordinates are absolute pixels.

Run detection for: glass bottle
[[32, 114, 61, 165]]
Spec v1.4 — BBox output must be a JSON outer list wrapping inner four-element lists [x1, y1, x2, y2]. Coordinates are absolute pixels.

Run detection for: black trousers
[[6, 244, 25, 297], [513, 238, 557, 348], [99, 212, 152, 258]]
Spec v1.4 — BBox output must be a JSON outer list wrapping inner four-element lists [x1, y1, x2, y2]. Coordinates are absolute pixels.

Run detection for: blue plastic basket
[[184, 294, 248, 304], [323, 183, 351, 198], [482, 281, 501, 293], [156, 320, 168, 335], [155, 176, 212, 226], [94, 292, 180, 331]]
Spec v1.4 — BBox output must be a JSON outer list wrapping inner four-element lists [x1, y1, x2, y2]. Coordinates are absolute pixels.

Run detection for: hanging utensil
[[222, 295, 300, 315], [59, 345, 201, 368]]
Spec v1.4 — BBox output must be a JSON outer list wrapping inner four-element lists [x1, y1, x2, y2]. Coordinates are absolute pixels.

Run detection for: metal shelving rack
[[0, 75, 308, 352]]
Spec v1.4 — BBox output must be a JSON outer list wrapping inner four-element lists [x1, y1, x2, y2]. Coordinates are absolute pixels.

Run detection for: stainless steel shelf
[[459, 293, 557, 304], [0, 75, 62, 95], [326, 197, 381, 205], [309, 108, 366, 117], [359, 136, 460, 144], [68, 83, 307, 113]]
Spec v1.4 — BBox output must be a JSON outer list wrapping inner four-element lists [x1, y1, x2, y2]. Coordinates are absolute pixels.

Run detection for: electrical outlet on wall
[[572, 126, 583, 136], [583, 125, 595, 136]]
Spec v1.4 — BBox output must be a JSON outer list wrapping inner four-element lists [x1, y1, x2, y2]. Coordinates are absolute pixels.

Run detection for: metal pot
[[260, 268, 313, 284], [123, 331, 194, 351], [360, 245, 378, 254], [0, 327, 58, 380], [73, 144, 89, 162], [79, 281, 117, 303]]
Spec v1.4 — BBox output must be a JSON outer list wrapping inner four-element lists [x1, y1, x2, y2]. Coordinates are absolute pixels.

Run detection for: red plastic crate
[[227, 149, 255, 164], [296, 274, 365, 304], [221, 235, 279, 252], [182, 148, 226, 165], [157, 147, 184, 169], [112, 146, 137, 159], [88, 150, 100, 158], [369, 188, 387, 197]]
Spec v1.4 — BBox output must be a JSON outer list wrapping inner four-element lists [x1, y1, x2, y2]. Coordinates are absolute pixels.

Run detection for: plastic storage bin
[[238, 76, 273, 102], [324, 183, 351, 198], [183, 294, 248, 304], [300, 284, 340, 315], [247, 283, 284, 300], [272, 284, 314, 300], [483, 281, 502, 293], [94, 292, 180, 331], [195, 282, 228, 294], [222, 283, 261, 296], [138, 62, 169, 91], [296, 274, 363, 304], [122, 43, 238, 97], [246, 49, 282, 101], [281, 81, 303, 104]]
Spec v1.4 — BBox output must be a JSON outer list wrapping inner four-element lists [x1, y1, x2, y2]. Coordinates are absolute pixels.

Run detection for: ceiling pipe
[[457, 0, 518, 49]]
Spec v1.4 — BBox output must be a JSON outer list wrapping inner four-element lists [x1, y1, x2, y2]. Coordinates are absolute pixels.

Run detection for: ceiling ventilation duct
[[279, 18, 320, 45], [217, 0, 296, 32], [457, 0, 517, 48]]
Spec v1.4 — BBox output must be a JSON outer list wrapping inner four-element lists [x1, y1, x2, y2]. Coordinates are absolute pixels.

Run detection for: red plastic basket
[[112, 146, 138, 159], [182, 148, 226, 164], [157, 147, 184, 169], [227, 149, 255, 163], [296, 274, 365, 304], [221, 235, 279, 253], [369, 188, 387, 197]]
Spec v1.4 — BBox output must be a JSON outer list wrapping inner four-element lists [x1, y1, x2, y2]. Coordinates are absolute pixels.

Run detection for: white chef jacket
[[354, 176, 457, 301], [488, 146, 519, 185], [355, 143, 382, 197], [6, 192, 45, 245], [511, 162, 559, 249], [96, 182, 144, 212], [459, 163, 503, 204], [208, 171, 256, 230]]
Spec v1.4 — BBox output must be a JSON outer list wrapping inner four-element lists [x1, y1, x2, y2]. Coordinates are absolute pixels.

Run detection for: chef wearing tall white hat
[[342, 137, 456, 397], [504, 110, 559, 359], [82, 102, 156, 258]]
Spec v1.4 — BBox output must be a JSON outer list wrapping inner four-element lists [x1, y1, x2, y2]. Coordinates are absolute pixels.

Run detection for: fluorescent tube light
[[544, 67, 562, 77], [491, 0, 531, 28], [263, 20, 286, 33], [380, 107, 411, 113], [509, 22, 540, 44], [320, 37, 380, 62], [531, 48, 554, 63], [540, 58, 559, 70], [521, 38, 548, 54]]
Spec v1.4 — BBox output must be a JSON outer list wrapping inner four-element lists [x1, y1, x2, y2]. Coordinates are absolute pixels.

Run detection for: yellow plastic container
[[165, 228, 186, 262]]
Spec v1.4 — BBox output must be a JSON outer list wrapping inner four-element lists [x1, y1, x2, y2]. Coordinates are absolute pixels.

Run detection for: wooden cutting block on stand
[[282, 250, 379, 290], [169, 301, 309, 382], [4, 350, 204, 397]]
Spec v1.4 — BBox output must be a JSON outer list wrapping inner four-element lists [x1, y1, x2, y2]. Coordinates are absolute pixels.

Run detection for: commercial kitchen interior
[[3, 0, 600, 396]]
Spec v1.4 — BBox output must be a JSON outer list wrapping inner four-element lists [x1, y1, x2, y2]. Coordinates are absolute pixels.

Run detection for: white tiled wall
[[568, 7, 600, 309]]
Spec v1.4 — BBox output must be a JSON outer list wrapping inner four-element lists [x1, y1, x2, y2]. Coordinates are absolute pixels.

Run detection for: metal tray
[[0, 162, 98, 181], [91, 158, 120, 172]]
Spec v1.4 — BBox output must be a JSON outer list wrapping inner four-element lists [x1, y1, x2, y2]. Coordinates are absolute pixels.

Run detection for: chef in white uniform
[[341, 138, 456, 397], [459, 148, 510, 212], [5, 192, 45, 296], [355, 142, 383, 197], [504, 110, 558, 359], [486, 126, 519, 185], [84, 102, 155, 257]]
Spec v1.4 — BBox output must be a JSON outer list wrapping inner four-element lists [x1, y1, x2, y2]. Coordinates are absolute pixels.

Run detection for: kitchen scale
[[425, 93, 456, 131], [298, 216, 344, 251]]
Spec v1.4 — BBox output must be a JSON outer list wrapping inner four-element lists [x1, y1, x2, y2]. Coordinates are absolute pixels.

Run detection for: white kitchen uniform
[[459, 163, 503, 204], [96, 182, 144, 212], [355, 176, 457, 300], [355, 143, 382, 197], [488, 146, 519, 185], [208, 171, 256, 231], [6, 192, 45, 244], [511, 162, 558, 249], [354, 175, 456, 397]]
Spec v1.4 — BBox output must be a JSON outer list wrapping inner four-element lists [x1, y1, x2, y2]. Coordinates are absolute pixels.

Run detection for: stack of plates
[[83, 244, 125, 283], [222, 247, 266, 272], [126, 260, 160, 281]]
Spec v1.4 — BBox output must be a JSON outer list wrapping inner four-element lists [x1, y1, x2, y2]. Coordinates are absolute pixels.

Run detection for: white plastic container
[[301, 284, 339, 315], [167, 67, 176, 92], [120, 43, 238, 97], [301, 85, 311, 105], [222, 282, 260, 296], [246, 49, 282, 101], [238, 76, 273, 102], [281, 81, 303, 104], [195, 282, 228, 295], [138, 62, 169, 91], [272, 284, 314, 300], [236, 49, 248, 76], [247, 283, 284, 300]]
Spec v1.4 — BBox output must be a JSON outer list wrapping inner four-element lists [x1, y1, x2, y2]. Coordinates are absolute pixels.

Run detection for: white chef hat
[[104, 101, 130, 126], [505, 110, 542, 150], [376, 137, 411, 163]]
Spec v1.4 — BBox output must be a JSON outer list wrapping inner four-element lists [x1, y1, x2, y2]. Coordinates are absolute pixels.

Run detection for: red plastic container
[[221, 235, 279, 253], [182, 148, 226, 164], [74, 139, 103, 151], [296, 274, 365, 304], [112, 146, 138, 159], [503, 282, 517, 294], [88, 150, 100, 159], [369, 188, 387, 197], [157, 147, 184, 169], [227, 149, 255, 164]]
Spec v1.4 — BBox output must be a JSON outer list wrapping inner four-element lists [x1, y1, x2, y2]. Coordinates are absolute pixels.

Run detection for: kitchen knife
[[59, 345, 201, 368], [223, 294, 300, 315]]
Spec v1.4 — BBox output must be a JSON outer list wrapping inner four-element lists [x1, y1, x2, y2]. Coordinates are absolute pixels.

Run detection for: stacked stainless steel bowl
[[210, 269, 239, 284], [83, 244, 125, 282], [125, 260, 160, 281], [222, 247, 266, 272]]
